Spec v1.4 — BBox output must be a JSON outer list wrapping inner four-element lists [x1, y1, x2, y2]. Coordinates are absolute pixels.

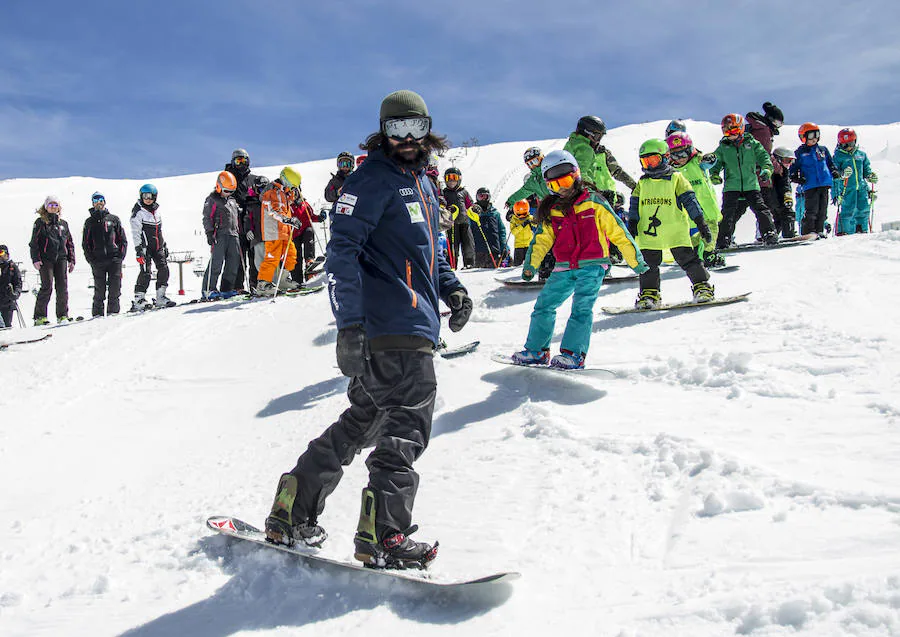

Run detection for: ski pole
[[869, 185, 876, 232], [272, 233, 292, 302], [474, 220, 497, 268]]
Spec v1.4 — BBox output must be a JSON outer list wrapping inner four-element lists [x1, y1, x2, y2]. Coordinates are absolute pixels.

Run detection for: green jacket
[[505, 166, 551, 208], [564, 133, 636, 193], [709, 134, 773, 193]]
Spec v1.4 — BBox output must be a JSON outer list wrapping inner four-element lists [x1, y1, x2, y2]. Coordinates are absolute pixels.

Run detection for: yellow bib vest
[[674, 157, 722, 224], [636, 175, 692, 250]]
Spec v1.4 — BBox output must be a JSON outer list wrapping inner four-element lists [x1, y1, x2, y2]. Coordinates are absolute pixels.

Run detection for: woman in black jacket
[[29, 195, 76, 325]]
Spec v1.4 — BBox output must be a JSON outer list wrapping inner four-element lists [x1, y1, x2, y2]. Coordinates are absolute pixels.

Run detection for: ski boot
[[353, 488, 437, 570], [511, 348, 550, 366], [692, 281, 715, 303], [254, 281, 276, 297], [130, 293, 152, 312], [635, 288, 661, 310], [264, 474, 327, 548], [34, 317, 50, 326], [154, 286, 176, 308], [550, 349, 585, 370], [277, 276, 301, 292]]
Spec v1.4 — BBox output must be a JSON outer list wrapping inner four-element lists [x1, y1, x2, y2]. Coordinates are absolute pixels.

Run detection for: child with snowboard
[[831, 128, 878, 235], [628, 139, 713, 310], [790, 122, 841, 238], [470, 187, 506, 268], [665, 132, 725, 268], [509, 150, 646, 369], [509, 200, 536, 266]]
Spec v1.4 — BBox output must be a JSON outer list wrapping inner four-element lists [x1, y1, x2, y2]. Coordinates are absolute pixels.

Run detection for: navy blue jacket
[[325, 149, 465, 345], [791, 144, 837, 190]]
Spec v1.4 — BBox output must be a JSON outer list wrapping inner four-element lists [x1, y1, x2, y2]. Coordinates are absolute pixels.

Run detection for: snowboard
[[244, 284, 325, 300], [437, 340, 479, 358], [601, 292, 751, 315], [495, 277, 545, 288], [719, 234, 817, 254], [41, 316, 85, 328], [0, 333, 53, 349], [490, 353, 616, 379], [205, 516, 520, 588], [604, 264, 740, 284]]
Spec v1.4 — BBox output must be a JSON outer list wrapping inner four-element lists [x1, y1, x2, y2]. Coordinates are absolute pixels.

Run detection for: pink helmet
[[665, 132, 693, 153]]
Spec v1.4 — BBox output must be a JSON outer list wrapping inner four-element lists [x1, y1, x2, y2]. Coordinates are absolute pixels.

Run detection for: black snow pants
[[34, 258, 69, 320], [292, 228, 316, 283], [639, 246, 708, 292], [135, 248, 169, 294], [717, 190, 775, 249], [285, 348, 436, 540], [90, 259, 123, 316], [450, 221, 476, 269], [801, 186, 830, 235]]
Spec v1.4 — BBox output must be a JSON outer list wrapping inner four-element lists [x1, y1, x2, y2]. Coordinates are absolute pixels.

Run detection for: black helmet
[[337, 151, 353, 162], [576, 115, 606, 140], [665, 119, 686, 137], [444, 167, 461, 178], [476, 187, 491, 202]]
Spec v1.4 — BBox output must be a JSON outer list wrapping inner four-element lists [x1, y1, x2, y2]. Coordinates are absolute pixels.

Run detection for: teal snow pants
[[524, 265, 606, 357], [838, 188, 871, 234]]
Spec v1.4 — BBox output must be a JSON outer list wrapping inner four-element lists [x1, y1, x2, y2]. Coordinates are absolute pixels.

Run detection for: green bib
[[592, 152, 616, 191], [675, 158, 722, 223], [636, 177, 691, 250]]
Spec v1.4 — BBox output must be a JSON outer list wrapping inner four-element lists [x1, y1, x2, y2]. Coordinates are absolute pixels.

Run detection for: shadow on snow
[[256, 376, 348, 418]]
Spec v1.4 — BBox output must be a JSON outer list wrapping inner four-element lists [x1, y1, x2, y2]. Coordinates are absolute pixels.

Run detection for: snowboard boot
[[635, 288, 661, 310], [703, 250, 726, 269], [692, 281, 715, 303], [254, 280, 276, 296], [264, 474, 327, 548], [154, 286, 176, 308], [353, 488, 437, 570], [762, 231, 779, 246], [57, 315, 72, 323], [511, 348, 550, 366], [550, 349, 585, 370], [34, 317, 50, 326], [131, 293, 152, 312]]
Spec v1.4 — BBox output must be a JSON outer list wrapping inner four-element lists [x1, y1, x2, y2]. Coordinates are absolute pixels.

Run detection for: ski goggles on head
[[525, 156, 543, 169], [382, 116, 432, 140], [232, 156, 249, 166], [639, 154, 664, 170]]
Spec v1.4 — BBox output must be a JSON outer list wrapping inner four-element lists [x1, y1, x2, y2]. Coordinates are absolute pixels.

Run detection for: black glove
[[627, 218, 639, 237], [162, 245, 169, 259], [830, 168, 841, 180], [136, 245, 146, 258], [336, 325, 369, 377], [696, 219, 713, 243], [285, 217, 302, 229], [206, 232, 215, 246], [447, 290, 472, 332], [319, 209, 328, 221], [791, 174, 806, 185]]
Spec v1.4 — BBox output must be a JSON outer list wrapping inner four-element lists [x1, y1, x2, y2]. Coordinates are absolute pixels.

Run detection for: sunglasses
[[640, 154, 663, 170], [233, 156, 249, 165], [46, 202, 60, 209], [546, 173, 577, 192], [445, 173, 460, 182], [526, 157, 542, 169], [382, 116, 431, 140]]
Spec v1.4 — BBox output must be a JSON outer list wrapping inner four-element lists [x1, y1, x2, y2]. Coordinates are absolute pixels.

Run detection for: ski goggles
[[639, 154, 664, 170], [232, 156, 249, 166], [669, 148, 692, 161], [338, 158, 353, 170], [382, 116, 431, 140], [723, 127, 743, 138], [546, 172, 578, 193], [476, 192, 490, 202], [141, 192, 156, 200], [91, 195, 106, 203], [804, 130, 820, 141], [445, 173, 460, 183], [0, 249, 7, 259], [525, 156, 543, 169]]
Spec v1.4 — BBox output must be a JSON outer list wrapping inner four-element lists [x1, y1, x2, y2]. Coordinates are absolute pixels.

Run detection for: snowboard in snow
[[604, 264, 740, 284], [437, 340, 479, 358], [206, 516, 519, 588], [601, 292, 751, 315], [0, 333, 53, 349], [489, 353, 616, 379], [495, 277, 545, 288], [719, 234, 817, 254]]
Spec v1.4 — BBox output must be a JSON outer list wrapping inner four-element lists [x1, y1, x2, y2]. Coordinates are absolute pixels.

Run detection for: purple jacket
[[745, 112, 777, 188]]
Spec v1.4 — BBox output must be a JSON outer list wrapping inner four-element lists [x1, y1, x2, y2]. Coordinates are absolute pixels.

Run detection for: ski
[[0, 333, 53, 349], [605, 264, 740, 284], [438, 340, 479, 358], [601, 292, 751, 315], [304, 256, 325, 277], [206, 516, 519, 588], [490, 353, 615, 378], [719, 234, 817, 254]]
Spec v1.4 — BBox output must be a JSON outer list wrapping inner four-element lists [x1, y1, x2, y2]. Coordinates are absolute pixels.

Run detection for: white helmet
[[540, 149, 579, 180]]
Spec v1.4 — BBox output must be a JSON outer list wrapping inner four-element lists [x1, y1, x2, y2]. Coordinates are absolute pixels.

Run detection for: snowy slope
[[2, 123, 900, 636]]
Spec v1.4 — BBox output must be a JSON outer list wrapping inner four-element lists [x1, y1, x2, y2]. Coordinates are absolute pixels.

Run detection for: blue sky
[[1, 0, 897, 179]]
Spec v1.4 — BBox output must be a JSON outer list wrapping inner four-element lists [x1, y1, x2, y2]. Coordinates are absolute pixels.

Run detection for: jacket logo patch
[[337, 193, 358, 206], [406, 202, 425, 223], [335, 203, 354, 216], [399, 188, 415, 197]]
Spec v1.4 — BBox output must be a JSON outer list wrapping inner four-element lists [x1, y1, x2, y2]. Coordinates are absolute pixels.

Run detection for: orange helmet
[[721, 113, 745, 136], [798, 122, 820, 142], [512, 200, 530, 217], [216, 171, 238, 195]]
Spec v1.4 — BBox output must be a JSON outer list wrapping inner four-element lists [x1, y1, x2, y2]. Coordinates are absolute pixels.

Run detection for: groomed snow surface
[[2, 121, 900, 636]]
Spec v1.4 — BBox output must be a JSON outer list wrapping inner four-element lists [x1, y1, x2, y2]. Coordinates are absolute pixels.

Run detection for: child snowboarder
[[709, 114, 778, 248], [504, 147, 551, 220], [666, 132, 725, 267], [510, 150, 646, 369], [130, 184, 175, 310], [628, 139, 713, 309], [509, 200, 536, 266], [831, 128, 878, 235], [790, 122, 841, 238], [82, 192, 127, 316], [771, 147, 798, 238]]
